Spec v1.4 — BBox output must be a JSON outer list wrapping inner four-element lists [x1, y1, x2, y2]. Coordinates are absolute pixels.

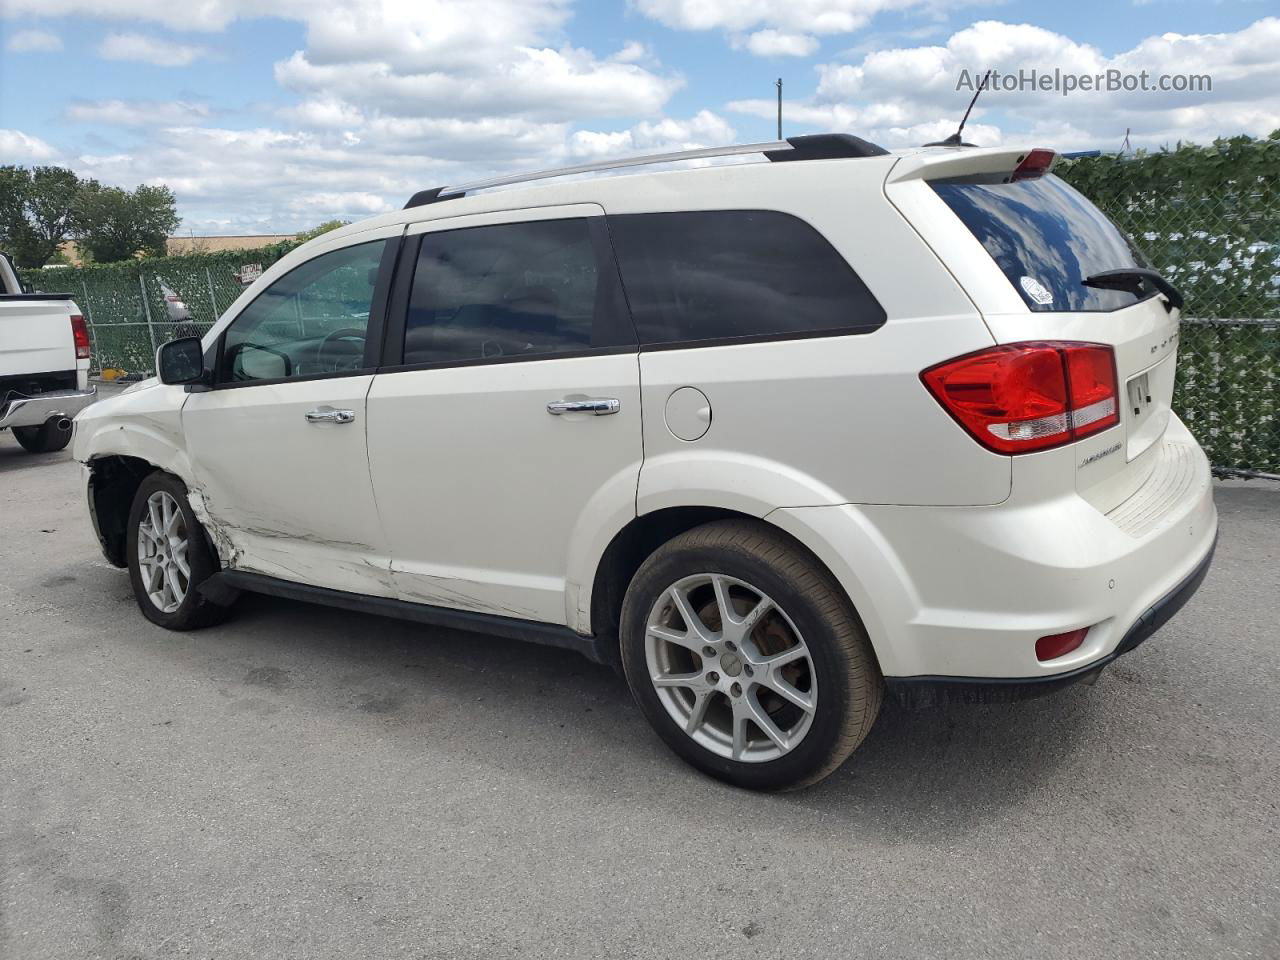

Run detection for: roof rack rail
[[403, 133, 888, 208]]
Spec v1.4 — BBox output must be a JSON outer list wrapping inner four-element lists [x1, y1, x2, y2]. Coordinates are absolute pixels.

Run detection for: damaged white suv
[[74, 135, 1217, 790]]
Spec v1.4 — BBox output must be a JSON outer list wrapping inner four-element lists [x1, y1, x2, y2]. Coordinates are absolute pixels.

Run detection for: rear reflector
[[70, 314, 91, 360], [1036, 628, 1088, 662], [921, 341, 1119, 454], [1013, 148, 1055, 180]]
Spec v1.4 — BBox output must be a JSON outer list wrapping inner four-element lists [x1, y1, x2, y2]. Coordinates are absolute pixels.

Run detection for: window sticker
[[1019, 275, 1054, 306]]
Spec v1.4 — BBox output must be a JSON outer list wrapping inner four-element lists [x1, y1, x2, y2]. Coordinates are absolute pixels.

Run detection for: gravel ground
[[2, 427, 1277, 960]]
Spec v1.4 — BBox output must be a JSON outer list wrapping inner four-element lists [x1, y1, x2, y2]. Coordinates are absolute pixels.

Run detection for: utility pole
[[776, 78, 783, 140]]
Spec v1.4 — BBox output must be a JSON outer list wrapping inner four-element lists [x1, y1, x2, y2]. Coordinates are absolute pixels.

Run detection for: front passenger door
[[182, 231, 399, 596]]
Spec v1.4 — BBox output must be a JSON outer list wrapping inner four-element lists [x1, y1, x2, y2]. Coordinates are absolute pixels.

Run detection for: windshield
[[931, 174, 1150, 312]]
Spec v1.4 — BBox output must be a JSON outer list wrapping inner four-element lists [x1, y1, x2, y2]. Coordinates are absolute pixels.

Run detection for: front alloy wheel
[[125, 472, 231, 630], [137, 490, 190, 614]]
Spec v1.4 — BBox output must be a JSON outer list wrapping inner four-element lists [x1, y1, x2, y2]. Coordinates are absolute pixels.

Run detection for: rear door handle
[[546, 398, 620, 416], [305, 407, 356, 424]]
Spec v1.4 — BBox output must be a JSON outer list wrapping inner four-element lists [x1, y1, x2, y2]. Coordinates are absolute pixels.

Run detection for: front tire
[[13, 421, 72, 453], [126, 472, 230, 630], [620, 520, 882, 791]]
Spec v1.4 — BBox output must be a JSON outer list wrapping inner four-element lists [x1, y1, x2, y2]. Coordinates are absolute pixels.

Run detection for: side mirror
[[156, 336, 207, 386]]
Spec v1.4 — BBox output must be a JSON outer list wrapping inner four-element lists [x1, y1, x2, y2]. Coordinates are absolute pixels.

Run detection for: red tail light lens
[[1036, 628, 1088, 662], [922, 342, 1119, 454], [1013, 148, 1055, 180], [70, 314, 91, 360]]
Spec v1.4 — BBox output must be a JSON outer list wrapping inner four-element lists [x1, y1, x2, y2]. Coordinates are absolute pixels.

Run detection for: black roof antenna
[[925, 69, 992, 147]]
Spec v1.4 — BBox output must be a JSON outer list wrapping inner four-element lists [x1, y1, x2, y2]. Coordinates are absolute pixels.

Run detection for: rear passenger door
[[365, 205, 641, 626]]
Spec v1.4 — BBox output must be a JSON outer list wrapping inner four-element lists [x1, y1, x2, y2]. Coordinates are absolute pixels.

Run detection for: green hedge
[[21, 243, 297, 373], [1058, 135, 1279, 474]]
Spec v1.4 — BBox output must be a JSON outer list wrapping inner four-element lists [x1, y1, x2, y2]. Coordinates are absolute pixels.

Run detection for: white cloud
[[67, 99, 211, 127], [0, 129, 61, 162], [570, 110, 736, 158], [6, 29, 63, 52], [735, 30, 819, 58], [634, 0, 978, 53], [732, 17, 1280, 150], [99, 31, 212, 66]]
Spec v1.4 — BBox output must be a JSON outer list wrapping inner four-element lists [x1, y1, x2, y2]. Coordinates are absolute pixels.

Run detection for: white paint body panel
[[73, 145, 1217, 681]]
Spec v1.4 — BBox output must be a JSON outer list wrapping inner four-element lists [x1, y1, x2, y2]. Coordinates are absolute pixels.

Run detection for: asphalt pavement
[[2, 423, 1277, 959]]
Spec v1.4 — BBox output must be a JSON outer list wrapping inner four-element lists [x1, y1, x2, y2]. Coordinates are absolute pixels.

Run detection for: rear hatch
[[885, 148, 1181, 510], [0, 294, 78, 380]]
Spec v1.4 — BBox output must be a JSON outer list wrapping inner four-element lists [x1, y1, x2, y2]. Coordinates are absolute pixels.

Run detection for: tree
[[295, 219, 350, 244], [0, 165, 82, 268], [75, 182, 180, 264]]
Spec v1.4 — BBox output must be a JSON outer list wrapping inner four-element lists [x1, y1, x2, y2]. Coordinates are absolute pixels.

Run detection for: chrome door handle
[[546, 398, 620, 416], [304, 407, 356, 424]]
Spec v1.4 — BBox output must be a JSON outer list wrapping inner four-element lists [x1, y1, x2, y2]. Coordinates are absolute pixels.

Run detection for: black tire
[[126, 472, 231, 630], [620, 519, 882, 791], [12, 421, 72, 453]]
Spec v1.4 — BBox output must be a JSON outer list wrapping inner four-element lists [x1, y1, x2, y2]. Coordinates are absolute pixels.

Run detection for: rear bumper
[[0, 386, 97, 429], [769, 414, 1217, 687], [884, 530, 1216, 706]]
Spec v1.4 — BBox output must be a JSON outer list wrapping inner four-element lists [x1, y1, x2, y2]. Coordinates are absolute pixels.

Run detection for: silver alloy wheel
[[137, 490, 191, 614], [644, 573, 817, 763]]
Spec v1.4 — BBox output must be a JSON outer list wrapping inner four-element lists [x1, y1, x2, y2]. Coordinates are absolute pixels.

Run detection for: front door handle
[[305, 407, 356, 424], [546, 398, 620, 416]]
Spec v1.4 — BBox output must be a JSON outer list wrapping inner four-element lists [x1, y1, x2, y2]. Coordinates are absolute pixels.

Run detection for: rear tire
[[13, 421, 72, 453], [620, 519, 882, 791], [126, 472, 231, 630]]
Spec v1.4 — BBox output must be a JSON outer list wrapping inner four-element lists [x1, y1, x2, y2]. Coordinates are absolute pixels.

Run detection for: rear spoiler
[[886, 147, 1056, 184]]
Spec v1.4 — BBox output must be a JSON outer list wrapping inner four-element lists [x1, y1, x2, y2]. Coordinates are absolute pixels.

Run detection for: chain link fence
[[22, 245, 292, 377], [1057, 136, 1279, 479]]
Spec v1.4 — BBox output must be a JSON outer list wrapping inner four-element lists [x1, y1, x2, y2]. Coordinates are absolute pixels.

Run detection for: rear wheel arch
[[588, 507, 881, 676]]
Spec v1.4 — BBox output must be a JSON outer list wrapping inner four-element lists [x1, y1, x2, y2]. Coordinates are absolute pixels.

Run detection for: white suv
[[73, 135, 1217, 790]]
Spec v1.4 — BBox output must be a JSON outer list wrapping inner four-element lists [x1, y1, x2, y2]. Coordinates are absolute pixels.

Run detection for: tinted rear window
[[608, 210, 885, 346], [931, 174, 1149, 312]]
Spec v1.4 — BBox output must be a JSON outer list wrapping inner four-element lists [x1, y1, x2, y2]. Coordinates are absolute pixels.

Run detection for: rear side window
[[931, 174, 1149, 312], [404, 218, 630, 366], [607, 210, 885, 347]]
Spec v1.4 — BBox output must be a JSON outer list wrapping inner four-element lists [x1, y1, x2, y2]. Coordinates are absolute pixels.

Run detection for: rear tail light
[[1036, 628, 1088, 662], [922, 342, 1119, 454], [70, 314, 91, 360], [1013, 148, 1055, 180]]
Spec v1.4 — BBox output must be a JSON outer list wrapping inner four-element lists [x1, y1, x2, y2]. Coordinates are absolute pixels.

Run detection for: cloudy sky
[[1, 0, 1276, 235]]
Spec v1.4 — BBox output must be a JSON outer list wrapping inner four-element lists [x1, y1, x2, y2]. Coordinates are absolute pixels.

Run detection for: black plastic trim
[[404, 187, 457, 209], [0, 292, 75, 301], [885, 532, 1217, 708], [204, 570, 606, 662], [374, 344, 638, 377], [765, 134, 889, 162], [637, 325, 884, 353]]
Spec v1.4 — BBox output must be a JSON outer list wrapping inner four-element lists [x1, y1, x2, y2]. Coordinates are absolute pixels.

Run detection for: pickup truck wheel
[[620, 520, 882, 791], [12, 421, 72, 453], [126, 473, 230, 630]]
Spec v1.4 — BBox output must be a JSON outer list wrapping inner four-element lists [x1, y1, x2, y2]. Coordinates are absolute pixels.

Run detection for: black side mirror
[[157, 336, 207, 386]]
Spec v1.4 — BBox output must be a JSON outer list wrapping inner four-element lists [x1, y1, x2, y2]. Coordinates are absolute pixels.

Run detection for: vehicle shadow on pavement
[[100, 586, 1101, 840]]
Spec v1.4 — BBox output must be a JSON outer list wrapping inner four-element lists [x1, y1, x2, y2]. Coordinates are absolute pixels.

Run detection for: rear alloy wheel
[[644, 573, 817, 763], [621, 520, 882, 791], [126, 473, 231, 630]]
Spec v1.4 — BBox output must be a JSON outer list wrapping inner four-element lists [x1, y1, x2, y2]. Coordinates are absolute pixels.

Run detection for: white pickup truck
[[0, 253, 96, 453]]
